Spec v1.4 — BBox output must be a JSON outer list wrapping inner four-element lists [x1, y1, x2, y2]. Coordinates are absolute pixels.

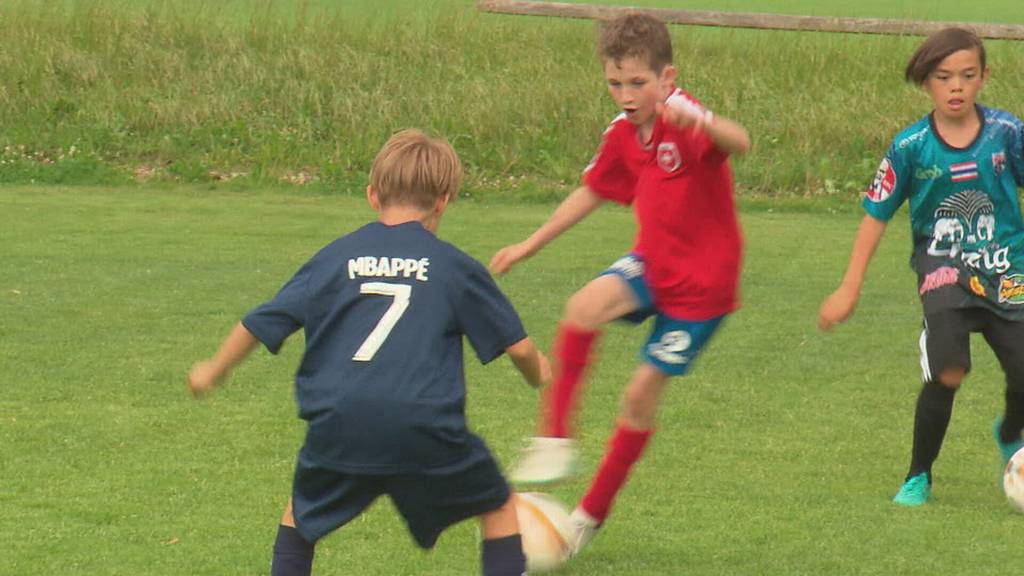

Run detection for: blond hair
[[598, 13, 673, 73], [369, 129, 462, 210]]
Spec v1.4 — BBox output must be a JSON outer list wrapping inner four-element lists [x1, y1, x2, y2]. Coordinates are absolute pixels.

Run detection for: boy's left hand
[[490, 242, 532, 275], [817, 285, 860, 331]]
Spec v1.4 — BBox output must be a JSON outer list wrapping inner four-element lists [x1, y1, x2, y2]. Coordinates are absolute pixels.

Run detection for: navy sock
[[481, 534, 526, 576], [908, 381, 957, 480], [271, 525, 315, 576]]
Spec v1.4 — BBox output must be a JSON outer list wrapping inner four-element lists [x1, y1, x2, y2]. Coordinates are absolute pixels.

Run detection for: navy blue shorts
[[290, 449, 511, 549], [601, 253, 726, 376]]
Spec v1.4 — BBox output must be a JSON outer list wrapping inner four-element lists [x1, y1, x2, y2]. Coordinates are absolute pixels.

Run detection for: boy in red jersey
[[490, 13, 750, 553]]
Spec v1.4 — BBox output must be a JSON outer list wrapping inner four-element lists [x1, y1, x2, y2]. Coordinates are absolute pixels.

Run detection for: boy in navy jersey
[[490, 13, 750, 553], [819, 28, 1024, 506], [188, 129, 550, 575]]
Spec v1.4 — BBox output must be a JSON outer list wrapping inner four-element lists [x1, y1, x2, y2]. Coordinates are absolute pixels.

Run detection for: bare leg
[[578, 364, 667, 523]]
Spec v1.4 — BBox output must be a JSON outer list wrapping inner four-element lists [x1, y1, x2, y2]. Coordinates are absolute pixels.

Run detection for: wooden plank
[[477, 0, 1024, 41]]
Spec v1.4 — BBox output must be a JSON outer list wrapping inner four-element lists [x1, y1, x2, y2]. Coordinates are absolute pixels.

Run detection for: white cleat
[[509, 436, 579, 485], [568, 507, 600, 556]]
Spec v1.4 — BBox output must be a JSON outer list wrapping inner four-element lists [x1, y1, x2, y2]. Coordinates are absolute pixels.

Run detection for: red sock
[[579, 423, 653, 523], [543, 323, 599, 438]]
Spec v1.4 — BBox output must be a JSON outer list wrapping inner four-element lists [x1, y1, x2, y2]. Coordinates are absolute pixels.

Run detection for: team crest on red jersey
[[868, 157, 896, 202], [657, 142, 682, 173]]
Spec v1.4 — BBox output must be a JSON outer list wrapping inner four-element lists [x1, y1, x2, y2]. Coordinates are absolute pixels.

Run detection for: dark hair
[[905, 27, 986, 85], [598, 13, 673, 73]]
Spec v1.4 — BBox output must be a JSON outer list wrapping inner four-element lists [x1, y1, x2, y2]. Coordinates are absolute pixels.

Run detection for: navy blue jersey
[[242, 221, 527, 474]]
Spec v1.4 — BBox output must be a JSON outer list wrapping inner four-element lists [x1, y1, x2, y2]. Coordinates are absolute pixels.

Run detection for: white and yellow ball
[[515, 492, 574, 573], [1003, 447, 1024, 512]]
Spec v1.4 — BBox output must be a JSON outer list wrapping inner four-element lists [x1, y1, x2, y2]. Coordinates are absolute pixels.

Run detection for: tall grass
[[0, 0, 1022, 197]]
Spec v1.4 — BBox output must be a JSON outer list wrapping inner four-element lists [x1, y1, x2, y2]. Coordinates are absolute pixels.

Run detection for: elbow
[[739, 137, 752, 155], [505, 337, 533, 362], [732, 132, 752, 156]]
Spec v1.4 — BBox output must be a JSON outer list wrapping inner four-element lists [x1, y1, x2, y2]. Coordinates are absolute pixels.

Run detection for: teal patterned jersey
[[863, 105, 1024, 318]]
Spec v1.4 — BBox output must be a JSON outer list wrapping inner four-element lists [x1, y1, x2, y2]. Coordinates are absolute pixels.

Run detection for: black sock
[[271, 525, 315, 576], [481, 534, 526, 576], [908, 381, 957, 481], [1001, 384, 1024, 444]]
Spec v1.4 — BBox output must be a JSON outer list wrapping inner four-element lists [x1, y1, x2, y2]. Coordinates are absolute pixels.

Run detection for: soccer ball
[[1004, 447, 1024, 512], [515, 492, 574, 572]]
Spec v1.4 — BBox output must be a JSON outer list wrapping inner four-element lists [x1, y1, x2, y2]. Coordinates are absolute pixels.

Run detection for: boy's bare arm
[[188, 322, 261, 397], [657, 103, 751, 155], [702, 114, 751, 155], [506, 337, 552, 389], [818, 214, 888, 331], [490, 186, 604, 275]]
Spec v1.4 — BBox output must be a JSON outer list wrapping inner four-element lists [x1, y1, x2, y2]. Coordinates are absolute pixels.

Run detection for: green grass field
[[4, 0, 1024, 574], [3, 187, 1023, 574]]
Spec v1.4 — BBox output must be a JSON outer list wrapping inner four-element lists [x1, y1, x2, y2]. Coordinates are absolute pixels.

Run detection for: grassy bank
[[1, 0, 1022, 199]]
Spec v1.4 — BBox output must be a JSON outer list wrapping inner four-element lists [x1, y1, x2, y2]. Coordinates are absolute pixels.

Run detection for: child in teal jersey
[[819, 28, 1024, 506]]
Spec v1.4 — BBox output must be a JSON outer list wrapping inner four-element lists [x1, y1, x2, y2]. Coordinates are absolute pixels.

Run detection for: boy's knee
[[620, 387, 658, 427], [564, 291, 602, 329], [938, 367, 966, 389]]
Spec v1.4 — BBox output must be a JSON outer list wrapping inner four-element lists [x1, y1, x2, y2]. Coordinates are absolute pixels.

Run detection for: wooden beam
[[477, 0, 1024, 41]]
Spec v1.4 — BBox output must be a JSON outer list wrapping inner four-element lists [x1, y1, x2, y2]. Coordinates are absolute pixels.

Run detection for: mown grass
[[3, 186, 1024, 574], [1, 0, 1022, 199]]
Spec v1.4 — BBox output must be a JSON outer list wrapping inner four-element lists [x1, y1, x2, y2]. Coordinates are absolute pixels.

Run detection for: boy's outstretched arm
[[701, 114, 751, 155], [818, 214, 888, 331], [188, 322, 260, 397], [658, 103, 751, 155], [505, 337, 552, 389], [489, 186, 604, 275]]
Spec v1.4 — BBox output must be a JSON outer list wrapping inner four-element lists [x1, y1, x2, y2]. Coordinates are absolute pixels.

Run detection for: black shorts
[[920, 307, 1024, 384], [290, 450, 511, 549]]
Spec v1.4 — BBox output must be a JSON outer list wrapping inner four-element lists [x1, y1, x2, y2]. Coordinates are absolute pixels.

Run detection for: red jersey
[[583, 88, 743, 320]]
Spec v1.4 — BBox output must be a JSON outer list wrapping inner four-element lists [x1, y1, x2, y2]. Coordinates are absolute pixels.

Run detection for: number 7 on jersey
[[352, 282, 412, 361]]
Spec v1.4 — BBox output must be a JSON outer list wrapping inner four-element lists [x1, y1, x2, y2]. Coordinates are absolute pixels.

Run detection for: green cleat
[[892, 472, 930, 507], [993, 417, 1024, 467]]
